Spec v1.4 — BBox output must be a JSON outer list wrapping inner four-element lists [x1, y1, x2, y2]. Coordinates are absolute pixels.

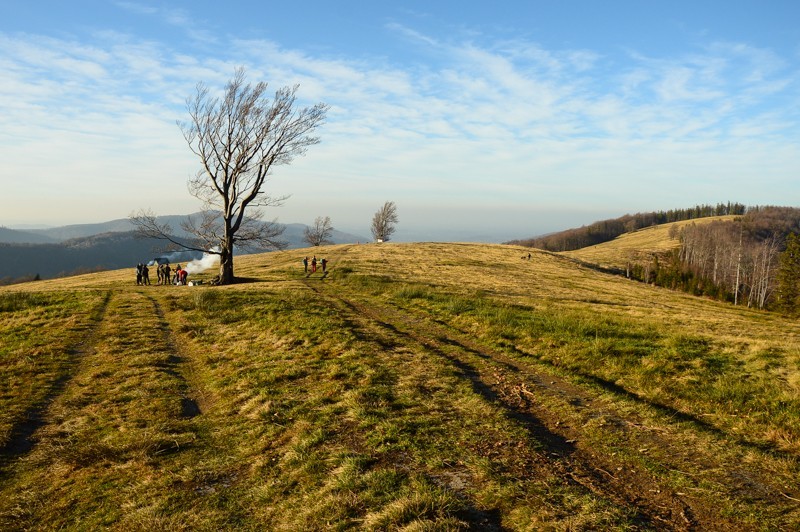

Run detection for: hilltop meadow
[[1, 239, 799, 530]]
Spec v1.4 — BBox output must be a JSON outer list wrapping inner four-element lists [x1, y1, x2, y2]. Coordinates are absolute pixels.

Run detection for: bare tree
[[303, 216, 335, 247], [370, 201, 398, 242], [132, 67, 328, 284]]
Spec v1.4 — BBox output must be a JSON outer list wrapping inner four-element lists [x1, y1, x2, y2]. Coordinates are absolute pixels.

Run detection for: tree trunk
[[218, 237, 235, 284], [734, 226, 743, 305]]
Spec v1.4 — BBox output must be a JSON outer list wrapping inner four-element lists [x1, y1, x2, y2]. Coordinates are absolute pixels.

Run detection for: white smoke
[[184, 248, 220, 274]]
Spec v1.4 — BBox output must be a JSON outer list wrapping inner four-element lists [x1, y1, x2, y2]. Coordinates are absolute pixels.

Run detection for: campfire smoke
[[184, 248, 220, 275]]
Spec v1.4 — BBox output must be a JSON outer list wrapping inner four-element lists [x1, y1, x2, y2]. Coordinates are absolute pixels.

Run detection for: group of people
[[135, 262, 188, 285], [135, 263, 151, 285], [302, 255, 328, 274]]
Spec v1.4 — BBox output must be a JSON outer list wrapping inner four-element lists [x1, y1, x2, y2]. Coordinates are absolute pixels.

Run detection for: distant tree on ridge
[[371, 201, 398, 242], [303, 216, 335, 247]]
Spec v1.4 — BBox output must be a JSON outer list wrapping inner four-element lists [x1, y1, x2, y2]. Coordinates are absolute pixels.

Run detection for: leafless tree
[[303, 216, 335, 247], [131, 67, 328, 284], [370, 201, 398, 242]]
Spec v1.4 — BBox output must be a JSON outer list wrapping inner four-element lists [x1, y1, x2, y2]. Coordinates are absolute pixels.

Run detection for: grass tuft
[[0, 292, 45, 312]]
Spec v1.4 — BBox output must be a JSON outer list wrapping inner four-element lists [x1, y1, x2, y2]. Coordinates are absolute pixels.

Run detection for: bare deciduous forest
[[633, 207, 800, 310], [509, 203, 747, 252], [515, 204, 800, 311]]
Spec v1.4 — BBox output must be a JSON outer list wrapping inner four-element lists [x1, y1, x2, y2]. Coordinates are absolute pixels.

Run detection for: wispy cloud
[[114, 1, 216, 44], [0, 19, 798, 233]]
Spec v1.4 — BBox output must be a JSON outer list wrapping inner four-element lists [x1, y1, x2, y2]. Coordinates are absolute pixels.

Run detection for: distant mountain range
[[0, 214, 367, 282]]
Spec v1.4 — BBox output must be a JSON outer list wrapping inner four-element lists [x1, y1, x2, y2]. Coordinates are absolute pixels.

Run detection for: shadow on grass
[[517, 347, 799, 461], [332, 293, 578, 460], [230, 276, 262, 284], [147, 295, 203, 420]]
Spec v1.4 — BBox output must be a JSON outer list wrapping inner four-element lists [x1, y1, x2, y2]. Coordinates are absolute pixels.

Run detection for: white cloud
[[0, 21, 798, 236]]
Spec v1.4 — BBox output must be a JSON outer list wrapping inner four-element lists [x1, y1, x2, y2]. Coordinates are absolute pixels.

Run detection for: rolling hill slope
[[562, 215, 737, 270], [1, 241, 798, 529]]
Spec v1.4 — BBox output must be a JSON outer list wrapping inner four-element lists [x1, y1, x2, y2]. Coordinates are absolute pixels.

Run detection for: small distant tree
[[303, 216, 335, 246], [776, 233, 800, 314], [371, 201, 398, 242], [131, 67, 328, 284]]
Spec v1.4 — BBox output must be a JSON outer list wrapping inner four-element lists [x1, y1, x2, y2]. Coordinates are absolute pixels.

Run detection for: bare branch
[[130, 209, 212, 255], [170, 67, 327, 283], [371, 201, 399, 242], [303, 216, 335, 247]]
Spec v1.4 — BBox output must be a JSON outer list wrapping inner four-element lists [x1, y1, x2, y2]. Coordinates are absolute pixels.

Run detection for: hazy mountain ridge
[[0, 226, 59, 244], [0, 214, 367, 281]]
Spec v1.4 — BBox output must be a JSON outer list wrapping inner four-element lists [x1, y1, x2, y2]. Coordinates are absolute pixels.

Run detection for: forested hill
[[509, 203, 746, 252], [564, 206, 800, 311]]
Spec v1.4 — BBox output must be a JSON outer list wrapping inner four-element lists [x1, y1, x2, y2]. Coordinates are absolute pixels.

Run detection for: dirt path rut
[[302, 278, 797, 531]]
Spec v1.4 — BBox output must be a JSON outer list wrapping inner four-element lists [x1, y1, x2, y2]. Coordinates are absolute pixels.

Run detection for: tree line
[[627, 206, 800, 311], [509, 202, 746, 252]]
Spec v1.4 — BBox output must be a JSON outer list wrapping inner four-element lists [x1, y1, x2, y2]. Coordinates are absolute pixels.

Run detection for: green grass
[[381, 275, 800, 454], [0, 290, 109, 449], [1, 242, 799, 529]]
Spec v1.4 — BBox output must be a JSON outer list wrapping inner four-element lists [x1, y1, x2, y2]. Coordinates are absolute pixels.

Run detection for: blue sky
[[1, 1, 799, 241]]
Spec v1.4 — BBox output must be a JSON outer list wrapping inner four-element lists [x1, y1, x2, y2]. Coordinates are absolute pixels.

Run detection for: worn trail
[[0, 291, 112, 465], [303, 278, 796, 531]]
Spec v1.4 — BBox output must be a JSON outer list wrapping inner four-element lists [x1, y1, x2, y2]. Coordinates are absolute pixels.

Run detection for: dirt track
[[0, 291, 112, 464], [303, 277, 797, 531]]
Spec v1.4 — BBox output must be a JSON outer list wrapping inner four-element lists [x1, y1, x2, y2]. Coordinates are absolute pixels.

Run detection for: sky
[[1, 1, 799, 242]]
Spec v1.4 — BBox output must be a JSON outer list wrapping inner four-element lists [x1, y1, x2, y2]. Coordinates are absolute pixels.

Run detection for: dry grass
[[563, 215, 737, 269], [1, 240, 799, 529]]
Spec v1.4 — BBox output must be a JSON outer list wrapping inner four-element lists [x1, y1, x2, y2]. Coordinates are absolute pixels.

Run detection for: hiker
[[311, 256, 317, 273], [321, 258, 327, 272], [162, 264, 171, 286], [303, 256, 309, 273], [179, 268, 188, 285], [135, 263, 143, 285], [142, 264, 151, 285], [174, 265, 182, 284]]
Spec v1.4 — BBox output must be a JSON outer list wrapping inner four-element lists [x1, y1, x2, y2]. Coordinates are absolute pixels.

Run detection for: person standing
[[311, 256, 317, 273], [321, 258, 327, 273], [142, 264, 151, 285], [303, 256, 309, 273]]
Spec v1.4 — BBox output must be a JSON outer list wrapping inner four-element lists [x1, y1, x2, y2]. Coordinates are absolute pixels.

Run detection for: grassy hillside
[[562, 216, 737, 270], [1, 242, 799, 530]]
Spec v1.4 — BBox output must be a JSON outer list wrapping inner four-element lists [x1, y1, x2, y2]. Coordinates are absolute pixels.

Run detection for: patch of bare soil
[[303, 280, 796, 531]]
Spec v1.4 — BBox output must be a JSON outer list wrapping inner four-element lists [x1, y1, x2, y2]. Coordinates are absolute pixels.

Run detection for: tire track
[[144, 294, 206, 419], [0, 291, 113, 463], [301, 279, 760, 531]]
